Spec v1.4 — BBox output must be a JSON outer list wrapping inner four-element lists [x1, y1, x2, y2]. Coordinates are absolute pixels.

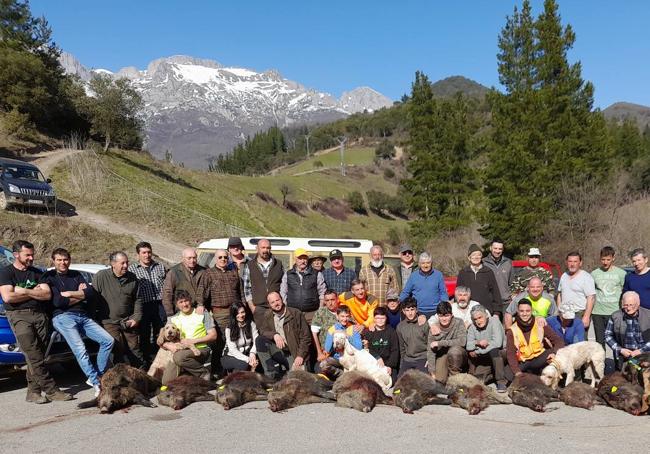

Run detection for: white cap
[[527, 247, 541, 256], [559, 305, 575, 320]]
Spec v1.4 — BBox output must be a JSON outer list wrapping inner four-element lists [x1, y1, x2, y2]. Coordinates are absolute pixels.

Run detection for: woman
[[221, 303, 259, 373]]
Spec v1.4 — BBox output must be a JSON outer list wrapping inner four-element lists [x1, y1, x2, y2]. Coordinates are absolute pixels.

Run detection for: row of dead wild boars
[[446, 373, 512, 415], [392, 370, 451, 414], [597, 372, 645, 416], [157, 375, 215, 410], [77, 364, 161, 413], [332, 371, 393, 413], [508, 373, 559, 412], [216, 371, 273, 410], [539, 341, 606, 390], [267, 370, 335, 412]]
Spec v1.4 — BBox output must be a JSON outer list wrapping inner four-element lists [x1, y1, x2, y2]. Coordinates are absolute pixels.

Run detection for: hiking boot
[[45, 389, 73, 401], [496, 383, 507, 393], [26, 391, 50, 404]]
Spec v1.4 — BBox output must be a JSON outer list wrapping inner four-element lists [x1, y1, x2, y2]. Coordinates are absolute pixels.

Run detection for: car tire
[[0, 191, 10, 210]]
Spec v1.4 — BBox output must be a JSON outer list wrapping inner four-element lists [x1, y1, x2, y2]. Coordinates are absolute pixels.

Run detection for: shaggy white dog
[[540, 341, 605, 389], [335, 333, 392, 391]]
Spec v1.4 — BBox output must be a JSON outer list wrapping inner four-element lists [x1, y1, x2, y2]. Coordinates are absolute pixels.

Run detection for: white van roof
[[197, 237, 374, 253]]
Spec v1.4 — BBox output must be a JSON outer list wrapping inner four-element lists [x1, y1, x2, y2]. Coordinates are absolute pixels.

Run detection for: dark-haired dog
[[216, 371, 274, 410], [78, 364, 161, 413], [507, 373, 559, 412], [157, 375, 215, 410], [268, 370, 335, 412], [559, 381, 604, 410], [392, 369, 451, 414], [332, 371, 393, 413], [597, 372, 645, 416]]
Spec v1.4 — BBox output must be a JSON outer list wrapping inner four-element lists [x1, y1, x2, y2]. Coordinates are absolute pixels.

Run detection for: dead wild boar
[[332, 371, 393, 413], [216, 371, 274, 410], [598, 372, 644, 416], [267, 370, 334, 412], [392, 369, 451, 414], [157, 375, 215, 410]]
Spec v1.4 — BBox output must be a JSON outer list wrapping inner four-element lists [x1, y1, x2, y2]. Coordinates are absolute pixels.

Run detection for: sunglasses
[[401, 251, 413, 255], [216, 255, 228, 259]]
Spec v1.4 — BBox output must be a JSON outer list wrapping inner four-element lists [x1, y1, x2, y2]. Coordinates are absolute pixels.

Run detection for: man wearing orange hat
[[280, 248, 326, 324]]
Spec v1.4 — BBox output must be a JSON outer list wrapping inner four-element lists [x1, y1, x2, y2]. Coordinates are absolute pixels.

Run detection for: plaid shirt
[[322, 267, 357, 296], [604, 313, 650, 355], [128, 261, 166, 303], [198, 266, 245, 310], [358, 264, 397, 304]]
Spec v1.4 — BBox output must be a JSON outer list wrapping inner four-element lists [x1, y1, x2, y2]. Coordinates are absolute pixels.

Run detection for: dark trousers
[[505, 349, 552, 381], [139, 300, 165, 365], [162, 348, 210, 385], [398, 358, 428, 378], [6, 309, 58, 394], [221, 355, 250, 372], [592, 314, 610, 348], [255, 336, 295, 380], [210, 310, 229, 377], [103, 322, 143, 368], [469, 348, 506, 385]]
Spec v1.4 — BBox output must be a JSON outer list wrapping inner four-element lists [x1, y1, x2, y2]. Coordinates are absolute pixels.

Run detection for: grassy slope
[[276, 146, 376, 175], [51, 149, 407, 246]]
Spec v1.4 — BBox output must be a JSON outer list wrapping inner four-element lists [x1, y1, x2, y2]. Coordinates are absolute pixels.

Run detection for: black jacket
[[456, 266, 501, 313]]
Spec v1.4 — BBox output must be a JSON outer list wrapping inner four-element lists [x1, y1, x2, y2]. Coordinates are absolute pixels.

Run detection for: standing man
[[394, 243, 418, 292], [483, 239, 514, 314], [0, 240, 71, 403], [280, 248, 325, 324], [322, 249, 357, 296], [557, 251, 596, 332], [591, 246, 626, 347], [510, 248, 555, 297], [162, 248, 206, 317], [358, 245, 397, 306], [226, 237, 250, 278], [41, 248, 114, 396], [399, 252, 448, 319], [93, 251, 144, 367], [456, 244, 501, 317], [199, 248, 246, 378], [623, 248, 650, 310], [242, 238, 284, 313], [128, 241, 166, 368]]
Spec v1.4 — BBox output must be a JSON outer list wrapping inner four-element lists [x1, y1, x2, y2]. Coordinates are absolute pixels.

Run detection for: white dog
[[335, 333, 392, 391], [540, 341, 605, 389]]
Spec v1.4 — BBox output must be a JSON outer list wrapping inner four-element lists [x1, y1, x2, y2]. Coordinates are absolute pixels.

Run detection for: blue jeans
[[52, 312, 114, 386]]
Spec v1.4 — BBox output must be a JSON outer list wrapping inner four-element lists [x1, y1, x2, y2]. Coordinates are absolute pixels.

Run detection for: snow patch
[[222, 67, 257, 77]]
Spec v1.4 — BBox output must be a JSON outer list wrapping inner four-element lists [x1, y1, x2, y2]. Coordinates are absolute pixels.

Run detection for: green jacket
[[93, 268, 143, 324]]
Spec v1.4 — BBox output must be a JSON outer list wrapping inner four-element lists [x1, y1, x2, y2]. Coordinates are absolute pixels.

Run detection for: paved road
[[1, 367, 648, 454]]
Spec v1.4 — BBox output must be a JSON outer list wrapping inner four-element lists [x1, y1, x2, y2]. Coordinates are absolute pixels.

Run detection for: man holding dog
[[605, 291, 650, 370]]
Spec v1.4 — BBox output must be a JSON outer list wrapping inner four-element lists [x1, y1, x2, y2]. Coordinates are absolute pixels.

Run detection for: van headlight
[[8, 184, 20, 193]]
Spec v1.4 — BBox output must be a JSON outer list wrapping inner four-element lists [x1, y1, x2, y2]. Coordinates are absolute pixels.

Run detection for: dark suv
[[0, 157, 56, 210]]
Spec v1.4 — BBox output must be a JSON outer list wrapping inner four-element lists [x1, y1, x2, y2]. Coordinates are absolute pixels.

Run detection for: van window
[[308, 240, 363, 249], [198, 252, 214, 268], [249, 238, 291, 247], [343, 256, 363, 275]]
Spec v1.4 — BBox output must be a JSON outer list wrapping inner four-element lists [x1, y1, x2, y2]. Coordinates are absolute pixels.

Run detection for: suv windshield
[[2, 165, 46, 182]]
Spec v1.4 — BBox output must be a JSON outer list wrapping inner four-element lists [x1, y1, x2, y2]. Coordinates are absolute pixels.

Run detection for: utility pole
[[338, 136, 348, 177], [305, 134, 311, 158]]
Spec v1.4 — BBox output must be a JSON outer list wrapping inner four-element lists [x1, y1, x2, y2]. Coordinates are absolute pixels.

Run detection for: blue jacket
[[399, 269, 449, 313], [546, 315, 585, 345], [323, 322, 363, 359]]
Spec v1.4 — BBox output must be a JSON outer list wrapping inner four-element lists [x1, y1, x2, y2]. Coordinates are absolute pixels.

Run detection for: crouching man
[[427, 301, 467, 384], [254, 292, 311, 380], [160, 290, 216, 384], [466, 304, 507, 392]]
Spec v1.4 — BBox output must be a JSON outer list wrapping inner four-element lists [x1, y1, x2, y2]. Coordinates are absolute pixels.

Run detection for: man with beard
[[242, 238, 284, 313], [505, 299, 564, 380], [358, 245, 397, 306], [428, 286, 485, 329], [280, 248, 325, 324]]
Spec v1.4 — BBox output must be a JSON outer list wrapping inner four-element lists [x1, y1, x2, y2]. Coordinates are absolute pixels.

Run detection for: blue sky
[[30, 0, 649, 108]]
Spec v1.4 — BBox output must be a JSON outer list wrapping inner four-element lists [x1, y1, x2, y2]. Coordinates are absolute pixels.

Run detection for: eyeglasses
[[216, 256, 228, 259], [401, 251, 413, 255]]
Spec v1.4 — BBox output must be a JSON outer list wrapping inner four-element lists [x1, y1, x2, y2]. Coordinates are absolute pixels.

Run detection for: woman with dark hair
[[221, 303, 259, 373]]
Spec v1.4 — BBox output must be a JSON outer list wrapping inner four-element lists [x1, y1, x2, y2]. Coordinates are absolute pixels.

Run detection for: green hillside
[[275, 146, 375, 175]]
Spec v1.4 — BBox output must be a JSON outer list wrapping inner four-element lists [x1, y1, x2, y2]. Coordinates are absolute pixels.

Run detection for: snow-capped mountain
[[60, 53, 393, 168]]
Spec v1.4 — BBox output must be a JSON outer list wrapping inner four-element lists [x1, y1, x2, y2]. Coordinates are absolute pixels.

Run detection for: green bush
[[1, 108, 37, 140], [383, 167, 395, 179], [346, 191, 366, 214], [374, 140, 395, 160]]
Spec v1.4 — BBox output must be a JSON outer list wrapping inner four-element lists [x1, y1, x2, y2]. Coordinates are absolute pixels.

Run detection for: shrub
[[374, 140, 395, 160], [313, 160, 324, 168], [2, 108, 37, 140], [367, 190, 391, 214], [346, 191, 366, 214], [383, 167, 395, 179]]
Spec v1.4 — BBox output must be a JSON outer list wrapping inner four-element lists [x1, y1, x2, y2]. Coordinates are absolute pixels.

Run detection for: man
[[546, 305, 585, 346], [242, 238, 284, 312], [466, 305, 507, 392], [482, 239, 514, 312], [385, 288, 403, 329], [591, 246, 627, 347], [339, 279, 379, 330], [394, 243, 418, 292], [605, 291, 650, 370], [93, 251, 144, 367], [159, 290, 216, 384], [428, 286, 485, 329], [0, 240, 71, 403], [358, 245, 397, 306], [504, 277, 557, 329], [557, 251, 596, 331], [505, 299, 565, 380], [254, 292, 311, 380], [41, 248, 114, 397], [128, 241, 166, 368], [199, 248, 246, 378], [623, 248, 650, 310], [362, 306, 399, 383], [311, 290, 339, 363], [226, 237, 250, 278], [309, 255, 327, 273], [427, 301, 467, 384], [162, 248, 206, 317], [456, 244, 501, 316], [280, 248, 326, 324], [510, 247, 555, 296], [322, 249, 357, 296], [396, 298, 430, 376], [399, 252, 448, 319]]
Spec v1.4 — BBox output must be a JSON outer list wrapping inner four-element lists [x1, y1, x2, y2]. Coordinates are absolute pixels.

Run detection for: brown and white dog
[[335, 333, 392, 391], [540, 341, 605, 389], [147, 323, 201, 380]]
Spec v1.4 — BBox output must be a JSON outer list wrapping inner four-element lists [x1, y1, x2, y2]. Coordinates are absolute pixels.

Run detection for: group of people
[[1, 237, 650, 404]]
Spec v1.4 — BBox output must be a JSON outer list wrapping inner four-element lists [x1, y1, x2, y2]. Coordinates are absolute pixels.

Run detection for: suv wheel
[[0, 191, 9, 210]]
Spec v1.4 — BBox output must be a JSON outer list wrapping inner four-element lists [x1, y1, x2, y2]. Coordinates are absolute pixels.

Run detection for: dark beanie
[[468, 243, 482, 256]]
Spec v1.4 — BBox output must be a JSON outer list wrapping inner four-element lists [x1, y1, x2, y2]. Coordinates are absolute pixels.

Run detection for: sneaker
[[45, 389, 74, 401], [93, 384, 101, 398], [496, 383, 507, 393], [26, 391, 50, 404]]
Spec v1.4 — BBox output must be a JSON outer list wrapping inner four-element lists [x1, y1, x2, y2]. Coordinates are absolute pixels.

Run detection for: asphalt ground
[[1, 364, 649, 454]]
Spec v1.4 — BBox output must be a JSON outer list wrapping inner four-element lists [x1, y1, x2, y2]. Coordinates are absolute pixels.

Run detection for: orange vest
[[510, 322, 545, 361], [338, 292, 378, 327]]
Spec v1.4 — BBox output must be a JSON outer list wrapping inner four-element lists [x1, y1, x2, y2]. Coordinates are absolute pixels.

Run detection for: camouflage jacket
[[510, 266, 555, 295]]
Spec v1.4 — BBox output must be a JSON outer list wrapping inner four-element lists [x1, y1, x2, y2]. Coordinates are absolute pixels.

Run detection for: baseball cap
[[294, 248, 310, 259], [329, 249, 343, 260], [399, 243, 413, 254], [386, 288, 399, 301], [527, 247, 541, 257]]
